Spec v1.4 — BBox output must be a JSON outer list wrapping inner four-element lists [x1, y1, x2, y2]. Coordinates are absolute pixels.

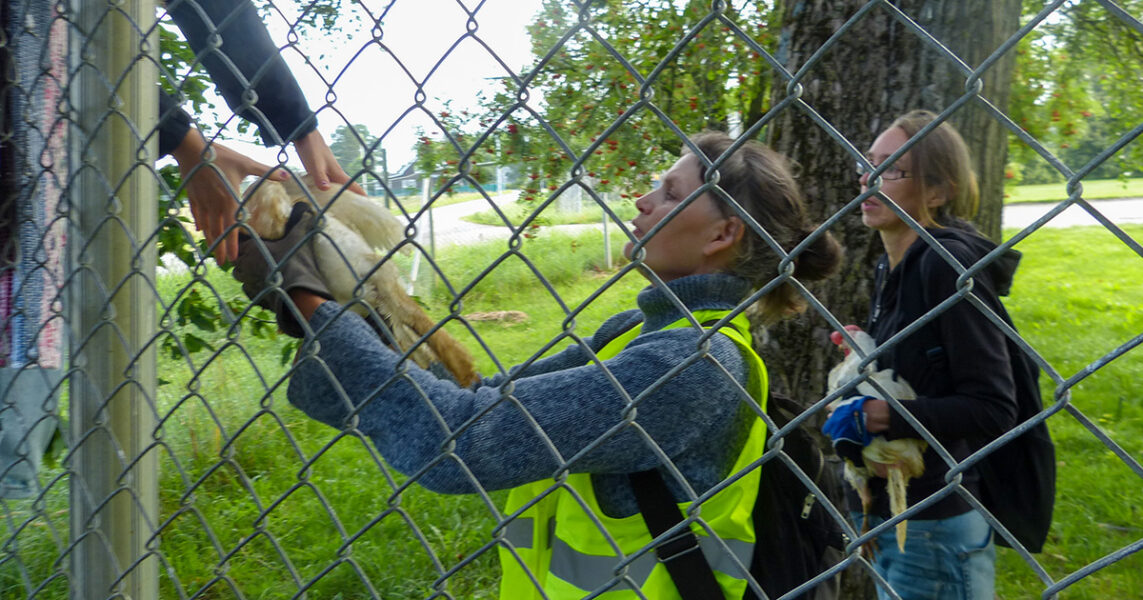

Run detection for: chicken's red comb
[[830, 325, 864, 356]]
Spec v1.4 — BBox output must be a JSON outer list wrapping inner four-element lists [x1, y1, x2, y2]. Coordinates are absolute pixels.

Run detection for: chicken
[[827, 325, 926, 552], [242, 174, 478, 387]]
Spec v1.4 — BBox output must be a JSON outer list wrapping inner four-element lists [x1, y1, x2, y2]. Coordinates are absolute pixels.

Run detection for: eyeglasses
[[855, 160, 911, 181]]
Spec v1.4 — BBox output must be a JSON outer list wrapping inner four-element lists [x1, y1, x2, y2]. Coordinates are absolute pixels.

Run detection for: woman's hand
[[293, 129, 366, 195], [862, 398, 891, 433], [175, 128, 367, 264], [172, 129, 286, 264], [827, 397, 892, 477]]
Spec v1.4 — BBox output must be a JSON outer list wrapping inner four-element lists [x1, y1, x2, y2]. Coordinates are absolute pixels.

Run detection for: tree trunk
[[917, 0, 1022, 241], [758, 1, 1019, 597]]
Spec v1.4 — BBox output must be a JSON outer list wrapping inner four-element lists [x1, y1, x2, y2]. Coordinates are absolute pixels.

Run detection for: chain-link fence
[[2, 0, 1141, 598]]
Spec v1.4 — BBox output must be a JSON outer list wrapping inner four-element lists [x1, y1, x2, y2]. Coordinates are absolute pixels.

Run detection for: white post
[[728, 110, 743, 138], [407, 174, 431, 294], [495, 136, 505, 196], [428, 175, 436, 259], [68, 1, 158, 598], [380, 147, 390, 208], [602, 192, 613, 271]]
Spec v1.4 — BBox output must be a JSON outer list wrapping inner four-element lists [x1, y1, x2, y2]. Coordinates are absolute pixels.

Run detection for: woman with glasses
[[824, 110, 1024, 599]]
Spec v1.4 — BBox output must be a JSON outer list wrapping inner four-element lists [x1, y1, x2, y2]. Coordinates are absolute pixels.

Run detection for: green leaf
[[280, 339, 301, 366], [182, 333, 215, 354]]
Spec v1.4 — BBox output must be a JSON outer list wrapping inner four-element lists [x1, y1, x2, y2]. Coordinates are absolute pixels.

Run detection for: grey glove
[[233, 203, 333, 337]]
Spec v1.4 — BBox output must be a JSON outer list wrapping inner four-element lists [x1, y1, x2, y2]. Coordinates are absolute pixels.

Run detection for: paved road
[[420, 194, 617, 249], [158, 197, 1140, 275], [428, 196, 1143, 248], [1000, 197, 1143, 231]]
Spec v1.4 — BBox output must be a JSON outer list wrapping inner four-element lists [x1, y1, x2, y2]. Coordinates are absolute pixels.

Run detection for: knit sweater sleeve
[[886, 242, 1019, 442], [479, 309, 643, 387], [287, 303, 748, 494]]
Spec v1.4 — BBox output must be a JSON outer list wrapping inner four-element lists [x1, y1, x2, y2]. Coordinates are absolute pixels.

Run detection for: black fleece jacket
[[158, 0, 316, 156], [862, 223, 1021, 520]]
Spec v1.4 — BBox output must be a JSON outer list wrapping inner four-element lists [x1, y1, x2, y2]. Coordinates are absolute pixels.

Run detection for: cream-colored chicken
[[242, 174, 478, 387], [827, 325, 926, 552]]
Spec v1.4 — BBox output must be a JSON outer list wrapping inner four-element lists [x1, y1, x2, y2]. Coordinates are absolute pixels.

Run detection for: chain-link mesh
[[1, 0, 1140, 598]]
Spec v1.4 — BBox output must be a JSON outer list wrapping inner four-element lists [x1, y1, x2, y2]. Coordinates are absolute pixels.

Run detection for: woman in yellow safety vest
[[234, 131, 843, 598]]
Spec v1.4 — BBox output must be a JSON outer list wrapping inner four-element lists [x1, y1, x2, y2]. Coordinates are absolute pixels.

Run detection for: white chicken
[[827, 325, 926, 552], [242, 174, 478, 387]]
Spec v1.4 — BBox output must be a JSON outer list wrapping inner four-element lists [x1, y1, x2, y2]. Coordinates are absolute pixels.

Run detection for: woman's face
[[860, 127, 938, 232], [625, 154, 738, 282]]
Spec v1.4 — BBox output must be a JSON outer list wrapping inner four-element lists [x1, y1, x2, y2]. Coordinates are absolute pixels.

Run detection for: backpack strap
[[626, 316, 753, 600], [628, 469, 726, 600]]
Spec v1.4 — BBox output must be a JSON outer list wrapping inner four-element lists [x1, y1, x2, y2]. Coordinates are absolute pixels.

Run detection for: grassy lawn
[[389, 188, 518, 213], [1005, 178, 1143, 204], [995, 224, 1143, 599], [2, 225, 1139, 598], [462, 197, 638, 227]]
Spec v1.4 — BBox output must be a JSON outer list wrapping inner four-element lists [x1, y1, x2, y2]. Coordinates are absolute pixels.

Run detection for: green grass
[[3, 225, 1141, 598], [995, 224, 1143, 599], [1005, 178, 1143, 204], [0, 229, 643, 599], [391, 188, 518, 213], [428, 231, 644, 375], [462, 198, 638, 228]]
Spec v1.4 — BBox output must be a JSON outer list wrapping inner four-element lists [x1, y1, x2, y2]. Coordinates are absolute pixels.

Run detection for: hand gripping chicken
[[242, 174, 478, 387], [825, 325, 926, 552]]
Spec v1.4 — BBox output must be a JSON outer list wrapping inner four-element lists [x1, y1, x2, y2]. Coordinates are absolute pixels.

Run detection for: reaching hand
[[172, 129, 287, 264], [293, 129, 366, 195], [232, 203, 333, 338]]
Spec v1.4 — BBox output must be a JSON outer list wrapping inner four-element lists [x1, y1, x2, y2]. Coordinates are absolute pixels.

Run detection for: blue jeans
[[852, 510, 996, 600]]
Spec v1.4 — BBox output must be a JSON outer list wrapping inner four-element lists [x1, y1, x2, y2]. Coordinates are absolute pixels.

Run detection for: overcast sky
[[220, 0, 543, 173]]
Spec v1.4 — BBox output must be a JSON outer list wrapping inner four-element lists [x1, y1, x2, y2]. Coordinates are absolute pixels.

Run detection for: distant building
[[386, 160, 423, 196], [386, 160, 521, 198]]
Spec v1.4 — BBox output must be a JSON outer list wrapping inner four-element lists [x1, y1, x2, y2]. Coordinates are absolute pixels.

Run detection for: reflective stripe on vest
[[549, 533, 756, 590], [498, 309, 768, 599]]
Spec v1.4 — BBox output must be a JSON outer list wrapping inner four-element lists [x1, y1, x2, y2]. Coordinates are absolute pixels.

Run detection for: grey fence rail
[[1, 1, 1141, 599]]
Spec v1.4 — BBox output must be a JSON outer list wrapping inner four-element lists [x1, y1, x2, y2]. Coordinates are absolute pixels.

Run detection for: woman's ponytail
[[688, 133, 843, 323]]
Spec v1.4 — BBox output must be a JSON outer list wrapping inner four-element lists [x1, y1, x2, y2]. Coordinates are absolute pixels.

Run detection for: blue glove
[[823, 396, 874, 462]]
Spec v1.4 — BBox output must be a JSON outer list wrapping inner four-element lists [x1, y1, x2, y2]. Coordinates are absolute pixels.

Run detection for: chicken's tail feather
[[380, 278, 478, 387], [405, 304, 478, 388], [887, 465, 909, 552]]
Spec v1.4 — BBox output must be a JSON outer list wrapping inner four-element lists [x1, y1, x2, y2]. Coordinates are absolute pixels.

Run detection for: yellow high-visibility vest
[[497, 309, 768, 599]]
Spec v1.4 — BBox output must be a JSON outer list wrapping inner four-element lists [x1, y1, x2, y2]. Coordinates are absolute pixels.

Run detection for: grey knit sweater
[[287, 273, 760, 517]]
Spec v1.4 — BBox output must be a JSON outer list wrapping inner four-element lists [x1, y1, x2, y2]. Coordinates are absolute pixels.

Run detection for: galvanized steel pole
[[68, 1, 158, 598]]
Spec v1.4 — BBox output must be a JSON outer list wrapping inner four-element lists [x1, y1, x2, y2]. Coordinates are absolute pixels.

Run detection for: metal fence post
[[68, 1, 158, 598], [381, 147, 390, 208], [602, 192, 613, 271], [426, 174, 436, 258]]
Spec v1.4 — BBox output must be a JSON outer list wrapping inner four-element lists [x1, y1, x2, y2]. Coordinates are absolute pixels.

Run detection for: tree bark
[[758, 1, 1019, 597], [760, 0, 1022, 424], [917, 0, 1021, 241]]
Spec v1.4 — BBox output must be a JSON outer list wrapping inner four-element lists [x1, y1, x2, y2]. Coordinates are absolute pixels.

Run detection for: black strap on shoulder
[[629, 469, 726, 600]]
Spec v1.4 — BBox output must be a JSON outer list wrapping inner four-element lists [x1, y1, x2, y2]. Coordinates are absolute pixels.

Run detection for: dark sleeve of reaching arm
[[158, 90, 194, 157], [166, 0, 316, 146]]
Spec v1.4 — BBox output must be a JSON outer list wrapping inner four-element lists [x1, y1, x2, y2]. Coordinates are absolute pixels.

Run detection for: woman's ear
[[926, 183, 951, 210], [703, 216, 745, 257]]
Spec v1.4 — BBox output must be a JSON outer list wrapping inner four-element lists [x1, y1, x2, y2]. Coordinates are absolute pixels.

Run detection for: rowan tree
[[418, 0, 779, 208], [1009, 0, 1143, 185]]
